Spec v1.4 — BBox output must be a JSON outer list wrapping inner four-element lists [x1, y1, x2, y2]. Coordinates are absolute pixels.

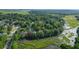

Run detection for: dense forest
[[0, 9, 79, 49], [0, 12, 64, 40]]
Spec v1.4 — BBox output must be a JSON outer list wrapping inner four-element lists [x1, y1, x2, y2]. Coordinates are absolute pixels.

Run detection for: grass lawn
[[63, 15, 79, 28], [11, 37, 61, 49]]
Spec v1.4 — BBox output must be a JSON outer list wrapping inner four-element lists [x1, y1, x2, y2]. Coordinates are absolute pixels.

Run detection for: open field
[[63, 15, 79, 28], [11, 37, 61, 49]]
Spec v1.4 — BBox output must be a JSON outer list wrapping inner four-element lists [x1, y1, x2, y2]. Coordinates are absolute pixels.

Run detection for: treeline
[[75, 16, 79, 20], [74, 27, 79, 48], [74, 16, 79, 48]]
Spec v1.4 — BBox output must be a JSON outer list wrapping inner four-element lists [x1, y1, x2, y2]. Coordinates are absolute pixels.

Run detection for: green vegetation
[[67, 33, 74, 38], [0, 10, 29, 15], [60, 44, 73, 49], [72, 27, 79, 49], [0, 34, 8, 48], [62, 36, 70, 43], [0, 10, 65, 49], [59, 34, 70, 44], [11, 37, 61, 49], [0, 9, 79, 49], [74, 28, 79, 48], [63, 16, 79, 28]]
